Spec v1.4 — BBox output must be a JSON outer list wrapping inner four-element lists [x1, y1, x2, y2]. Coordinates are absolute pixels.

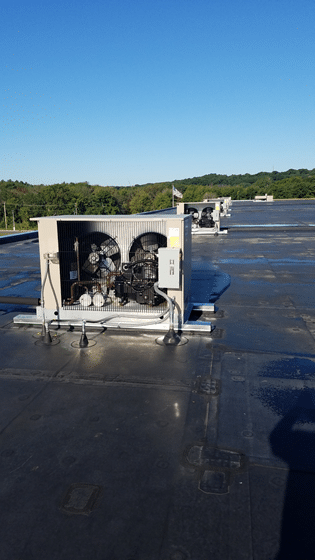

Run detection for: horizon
[[1, 166, 315, 189]]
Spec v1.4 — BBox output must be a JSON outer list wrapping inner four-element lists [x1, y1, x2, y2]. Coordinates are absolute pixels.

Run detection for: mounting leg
[[154, 282, 188, 346], [79, 320, 89, 348], [41, 322, 52, 345], [162, 326, 182, 346]]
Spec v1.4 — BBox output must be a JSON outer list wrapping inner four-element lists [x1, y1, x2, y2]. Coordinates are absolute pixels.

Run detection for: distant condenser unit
[[177, 201, 221, 233], [30, 214, 192, 324]]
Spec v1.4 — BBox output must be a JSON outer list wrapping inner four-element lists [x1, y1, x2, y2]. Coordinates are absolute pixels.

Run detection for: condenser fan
[[186, 207, 199, 225], [200, 206, 215, 228], [79, 232, 121, 279], [114, 232, 167, 306], [129, 232, 167, 262]]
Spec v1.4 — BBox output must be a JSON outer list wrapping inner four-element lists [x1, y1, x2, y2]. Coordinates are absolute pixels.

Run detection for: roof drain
[[154, 282, 188, 346]]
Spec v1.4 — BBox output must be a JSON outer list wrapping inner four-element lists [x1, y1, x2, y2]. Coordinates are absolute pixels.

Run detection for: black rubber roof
[[0, 199, 315, 560]]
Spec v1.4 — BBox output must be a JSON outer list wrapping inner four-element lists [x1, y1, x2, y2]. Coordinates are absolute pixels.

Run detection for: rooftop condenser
[[176, 200, 228, 234], [13, 214, 212, 333]]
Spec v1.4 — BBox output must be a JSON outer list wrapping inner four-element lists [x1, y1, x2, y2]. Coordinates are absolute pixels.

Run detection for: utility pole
[[12, 210, 15, 231], [3, 202, 7, 230]]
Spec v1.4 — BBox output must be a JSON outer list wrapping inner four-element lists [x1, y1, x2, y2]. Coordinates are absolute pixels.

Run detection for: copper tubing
[[65, 281, 102, 305]]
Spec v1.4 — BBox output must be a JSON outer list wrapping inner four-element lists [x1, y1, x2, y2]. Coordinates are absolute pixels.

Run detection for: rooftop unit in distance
[[203, 197, 232, 217], [254, 194, 274, 202], [14, 214, 212, 334], [176, 200, 228, 235]]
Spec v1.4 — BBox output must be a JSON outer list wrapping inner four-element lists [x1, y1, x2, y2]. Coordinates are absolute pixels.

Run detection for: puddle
[[252, 358, 315, 418], [252, 385, 315, 417], [258, 357, 315, 380], [214, 257, 315, 266], [190, 270, 231, 303]]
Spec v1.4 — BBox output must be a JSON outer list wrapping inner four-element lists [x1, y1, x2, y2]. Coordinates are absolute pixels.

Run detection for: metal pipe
[[74, 237, 80, 281], [41, 259, 49, 310], [41, 259, 50, 341], [0, 296, 40, 306], [48, 307, 171, 333]]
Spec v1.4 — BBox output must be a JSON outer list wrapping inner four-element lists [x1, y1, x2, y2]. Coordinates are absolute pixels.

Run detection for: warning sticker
[[168, 228, 180, 248]]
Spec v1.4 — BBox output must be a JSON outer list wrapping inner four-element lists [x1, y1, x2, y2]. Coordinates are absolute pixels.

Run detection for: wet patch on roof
[[190, 269, 231, 303], [252, 385, 315, 417], [0, 280, 40, 297], [258, 357, 315, 380]]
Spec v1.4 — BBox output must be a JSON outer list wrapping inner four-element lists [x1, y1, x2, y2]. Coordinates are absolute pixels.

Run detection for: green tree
[[153, 190, 172, 210], [129, 191, 153, 213], [91, 187, 120, 214], [41, 183, 74, 214]]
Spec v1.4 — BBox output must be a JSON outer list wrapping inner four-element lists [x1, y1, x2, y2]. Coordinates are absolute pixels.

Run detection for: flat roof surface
[[0, 200, 315, 560]]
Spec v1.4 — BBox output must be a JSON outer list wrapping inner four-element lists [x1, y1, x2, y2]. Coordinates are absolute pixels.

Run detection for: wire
[[41, 259, 49, 310], [154, 282, 174, 331]]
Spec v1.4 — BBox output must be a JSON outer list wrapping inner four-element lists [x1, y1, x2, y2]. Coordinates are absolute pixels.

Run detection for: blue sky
[[1, 0, 314, 186]]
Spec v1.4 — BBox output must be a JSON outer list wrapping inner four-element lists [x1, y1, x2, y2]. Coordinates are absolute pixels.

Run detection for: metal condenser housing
[[30, 214, 192, 327]]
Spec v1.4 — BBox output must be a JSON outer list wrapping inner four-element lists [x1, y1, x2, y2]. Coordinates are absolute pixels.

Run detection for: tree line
[[1, 168, 315, 230]]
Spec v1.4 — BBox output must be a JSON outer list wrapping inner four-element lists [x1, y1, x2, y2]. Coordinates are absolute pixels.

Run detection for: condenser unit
[[176, 200, 228, 234], [13, 214, 212, 333], [203, 197, 232, 217], [223, 197, 232, 215]]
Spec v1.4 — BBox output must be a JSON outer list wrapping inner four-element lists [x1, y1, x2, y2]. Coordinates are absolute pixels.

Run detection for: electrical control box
[[158, 248, 181, 289], [212, 210, 220, 222]]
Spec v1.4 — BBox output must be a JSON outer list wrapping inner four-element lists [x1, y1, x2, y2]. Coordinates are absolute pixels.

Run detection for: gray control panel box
[[158, 248, 181, 289]]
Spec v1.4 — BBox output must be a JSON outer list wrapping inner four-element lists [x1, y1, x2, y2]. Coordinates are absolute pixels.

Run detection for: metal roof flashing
[[30, 214, 190, 222]]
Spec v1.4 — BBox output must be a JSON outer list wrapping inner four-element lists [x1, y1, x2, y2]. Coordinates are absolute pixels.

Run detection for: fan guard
[[80, 232, 121, 280]]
